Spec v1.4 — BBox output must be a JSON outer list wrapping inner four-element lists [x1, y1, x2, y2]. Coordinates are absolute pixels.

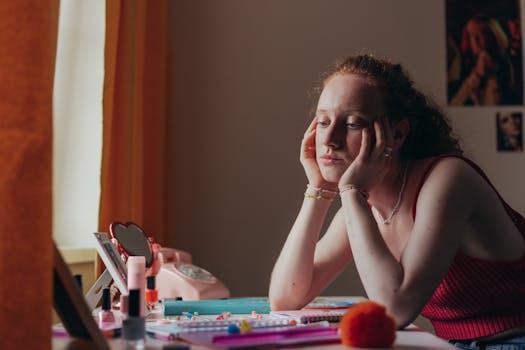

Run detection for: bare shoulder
[[414, 156, 484, 198], [414, 156, 524, 260], [407, 156, 491, 225], [424, 156, 477, 178]]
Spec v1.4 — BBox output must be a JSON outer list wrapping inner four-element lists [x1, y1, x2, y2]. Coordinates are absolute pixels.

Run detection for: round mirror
[[110, 222, 154, 267]]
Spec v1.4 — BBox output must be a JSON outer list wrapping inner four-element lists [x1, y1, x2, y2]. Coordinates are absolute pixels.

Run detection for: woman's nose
[[323, 124, 344, 148]]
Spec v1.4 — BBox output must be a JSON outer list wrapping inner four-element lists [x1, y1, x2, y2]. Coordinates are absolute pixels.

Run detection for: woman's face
[[315, 73, 386, 182], [466, 20, 489, 55], [498, 112, 521, 137]]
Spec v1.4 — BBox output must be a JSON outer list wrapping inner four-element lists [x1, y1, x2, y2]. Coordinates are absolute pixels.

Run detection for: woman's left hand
[[338, 117, 394, 191]]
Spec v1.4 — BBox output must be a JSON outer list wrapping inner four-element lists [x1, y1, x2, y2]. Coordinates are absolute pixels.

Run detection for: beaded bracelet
[[339, 184, 369, 200], [304, 192, 334, 201], [304, 184, 337, 202], [306, 184, 338, 197]]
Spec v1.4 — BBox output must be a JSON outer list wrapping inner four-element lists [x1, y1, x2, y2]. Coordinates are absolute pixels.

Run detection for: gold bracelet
[[304, 192, 334, 202]]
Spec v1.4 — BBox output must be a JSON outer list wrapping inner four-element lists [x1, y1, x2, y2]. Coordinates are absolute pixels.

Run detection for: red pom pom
[[340, 301, 396, 348]]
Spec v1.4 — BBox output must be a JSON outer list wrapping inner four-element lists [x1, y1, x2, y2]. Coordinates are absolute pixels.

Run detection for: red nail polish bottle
[[146, 275, 163, 313]]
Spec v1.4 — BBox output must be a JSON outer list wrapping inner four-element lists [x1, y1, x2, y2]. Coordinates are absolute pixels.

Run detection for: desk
[[52, 327, 456, 349], [52, 296, 456, 350], [53, 329, 456, 349]]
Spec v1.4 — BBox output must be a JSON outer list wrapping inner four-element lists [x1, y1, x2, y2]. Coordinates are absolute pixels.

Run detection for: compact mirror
[[110, 222, 154, 267]]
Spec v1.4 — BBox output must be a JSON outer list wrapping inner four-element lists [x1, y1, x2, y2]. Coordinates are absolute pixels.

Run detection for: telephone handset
[[109, 222, 230, 301]]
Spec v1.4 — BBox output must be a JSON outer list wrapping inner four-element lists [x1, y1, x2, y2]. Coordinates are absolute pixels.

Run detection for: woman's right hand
[[474, 51, 496, 76], [300, 117, 337, 190]]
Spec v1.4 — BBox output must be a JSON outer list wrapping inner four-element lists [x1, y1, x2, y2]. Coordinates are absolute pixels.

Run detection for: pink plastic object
[[120, 294, 129, 317], [156, 261, 230, 300], [157, 247, 193, 265]]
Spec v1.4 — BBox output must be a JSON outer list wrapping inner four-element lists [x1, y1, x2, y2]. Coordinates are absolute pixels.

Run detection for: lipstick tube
[[127, 256, 146, 317]]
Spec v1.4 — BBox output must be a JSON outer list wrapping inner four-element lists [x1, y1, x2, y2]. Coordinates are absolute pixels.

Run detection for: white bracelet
[[306, 184, 338, 196], [339, 184, 369, 200]]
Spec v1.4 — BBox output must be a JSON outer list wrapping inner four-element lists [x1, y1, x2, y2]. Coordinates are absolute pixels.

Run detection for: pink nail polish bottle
[[98, 288, 115, 328]]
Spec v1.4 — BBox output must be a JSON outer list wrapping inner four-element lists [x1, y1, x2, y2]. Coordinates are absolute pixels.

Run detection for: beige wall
[[169, 0, 525, 316]]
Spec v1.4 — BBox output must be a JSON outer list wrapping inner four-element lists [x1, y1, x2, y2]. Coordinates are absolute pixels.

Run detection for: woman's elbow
[[268, 292, 304, 311], [385, 302, 419, 330], [268, 286, 291, 311], [394, 315, 415, 330], [269, 297, 288, 311], [269, 290, 309, 311]]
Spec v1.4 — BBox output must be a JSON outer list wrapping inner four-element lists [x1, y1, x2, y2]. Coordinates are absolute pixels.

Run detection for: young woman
[[269, 54, 525, 348], [497, 111, 523, 152]]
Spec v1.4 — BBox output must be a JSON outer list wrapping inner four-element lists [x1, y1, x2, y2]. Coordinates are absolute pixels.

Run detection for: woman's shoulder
[[412, 154, 480, 180], [411, 154, 490, 197], [409, 155, 491, 219]]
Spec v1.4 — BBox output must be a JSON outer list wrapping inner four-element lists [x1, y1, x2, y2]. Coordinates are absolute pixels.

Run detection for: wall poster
[[446, 0, 523, 106]]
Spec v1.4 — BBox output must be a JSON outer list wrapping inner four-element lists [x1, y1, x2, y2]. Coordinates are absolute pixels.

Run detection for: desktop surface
[[52, 328, 456, 350], [52, 296, 456, 350]]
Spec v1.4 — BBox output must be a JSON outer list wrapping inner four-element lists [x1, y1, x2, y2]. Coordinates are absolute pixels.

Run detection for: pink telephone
[[110, 222, 230, 301]]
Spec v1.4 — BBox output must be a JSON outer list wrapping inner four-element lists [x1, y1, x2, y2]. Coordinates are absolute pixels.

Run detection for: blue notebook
[[163, 297, 271, 315]]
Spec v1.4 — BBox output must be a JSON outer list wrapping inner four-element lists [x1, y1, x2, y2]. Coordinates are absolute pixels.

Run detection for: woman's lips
[[320, 155, 344, 165]]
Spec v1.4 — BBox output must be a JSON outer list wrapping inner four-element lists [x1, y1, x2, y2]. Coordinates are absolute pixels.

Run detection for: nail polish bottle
[[98, 288, 116, 328], [146, 275, 163, 313], [122, 289, 145, 349], [127, 256, 146, 317]]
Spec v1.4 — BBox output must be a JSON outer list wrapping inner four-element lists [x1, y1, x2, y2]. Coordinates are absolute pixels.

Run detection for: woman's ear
[[392, 119, 409, 151]]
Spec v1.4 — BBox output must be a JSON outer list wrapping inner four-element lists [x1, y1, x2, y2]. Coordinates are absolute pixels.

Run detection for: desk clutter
[[53, 223, 397, 348], [144, 298, 396, 348], [144, 297, 355, 348], [54, 294, 371, 348]]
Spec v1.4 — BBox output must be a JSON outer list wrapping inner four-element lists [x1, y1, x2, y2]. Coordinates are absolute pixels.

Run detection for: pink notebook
[[179, 325, 340, 348], [270, 309, 345, 324]]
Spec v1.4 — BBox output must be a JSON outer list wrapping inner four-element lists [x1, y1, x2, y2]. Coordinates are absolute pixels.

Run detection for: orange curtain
[[0, 1, 58, 348], [99, 0, 174, 247]]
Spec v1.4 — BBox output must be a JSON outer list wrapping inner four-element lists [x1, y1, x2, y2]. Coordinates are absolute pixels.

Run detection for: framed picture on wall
[[446, 0, 523, 106], [496, 111, 523, 151]]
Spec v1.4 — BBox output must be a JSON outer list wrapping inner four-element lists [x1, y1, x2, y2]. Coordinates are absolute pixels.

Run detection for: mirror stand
[[85, 269, 113, 310]]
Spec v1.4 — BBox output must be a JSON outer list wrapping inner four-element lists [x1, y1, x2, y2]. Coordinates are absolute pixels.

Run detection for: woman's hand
[[338, 118, 393, 191], [300, 117, 337, 190], [474, 50, 497, 77], [474, 51, 489, 77]]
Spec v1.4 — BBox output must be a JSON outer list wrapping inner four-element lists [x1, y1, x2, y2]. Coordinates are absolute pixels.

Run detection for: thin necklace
[[372, 162, 409, 225]]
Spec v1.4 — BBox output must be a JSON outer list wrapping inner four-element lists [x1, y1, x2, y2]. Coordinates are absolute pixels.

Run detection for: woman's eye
[[317, 121, 330, 128], [346, 123, 363, 130]]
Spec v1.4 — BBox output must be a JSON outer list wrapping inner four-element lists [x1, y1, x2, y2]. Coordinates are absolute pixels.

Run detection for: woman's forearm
[[340, 190, 407, 322], [450, 72, 481, 105], [269, 197, 332, 310]]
